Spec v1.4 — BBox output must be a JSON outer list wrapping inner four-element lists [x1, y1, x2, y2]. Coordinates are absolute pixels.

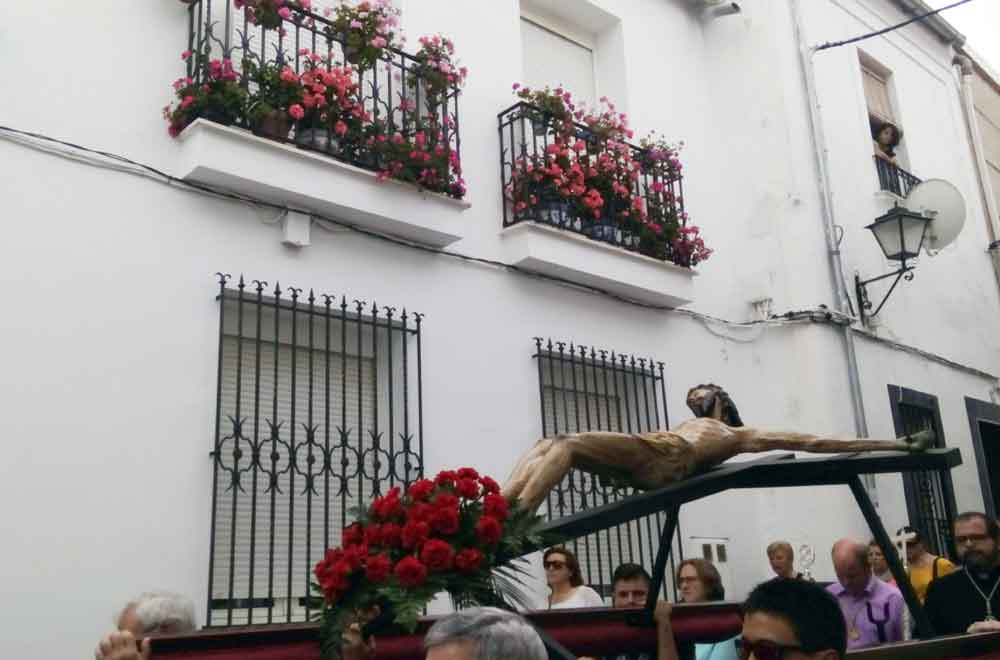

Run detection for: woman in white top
[[544, 546, 604, 609]]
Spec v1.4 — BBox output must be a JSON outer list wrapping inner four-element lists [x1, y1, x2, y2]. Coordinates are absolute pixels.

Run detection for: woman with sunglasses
[[676, 559, 739, 660], [544, 547, 605, 609]]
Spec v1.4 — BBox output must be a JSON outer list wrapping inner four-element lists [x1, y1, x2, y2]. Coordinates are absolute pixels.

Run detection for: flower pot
[[252, 110, 291, 141], [588, 222, 618, 243], [295, 127, 330, 152], [622, 231, 639, 250], [536, 199, 570, 227], [199, 107, 236, 127]]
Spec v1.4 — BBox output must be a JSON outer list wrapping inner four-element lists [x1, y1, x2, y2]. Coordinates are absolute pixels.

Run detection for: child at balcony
[[873, 121, 903, 164]]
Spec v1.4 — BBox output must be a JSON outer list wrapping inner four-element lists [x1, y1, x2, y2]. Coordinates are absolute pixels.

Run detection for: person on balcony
[[827, 539, 904, 649], [94, 591, 197, 660], [739, 577, 847, 660], [544, 546, 605, 609], [924, 512, 1000, 636], [895, 525, 955, 604], [873, 121, 903, 164], [676, 559, 740, 660]]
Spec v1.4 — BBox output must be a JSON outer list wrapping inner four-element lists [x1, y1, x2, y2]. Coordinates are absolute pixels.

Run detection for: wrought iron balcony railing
[[874, 155, 921, 198], [499, 102, 689, 265], [182, 0, 464, 198]]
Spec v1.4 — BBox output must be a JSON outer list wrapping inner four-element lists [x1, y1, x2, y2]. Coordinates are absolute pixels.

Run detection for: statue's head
[[686, 384, 743, 427]]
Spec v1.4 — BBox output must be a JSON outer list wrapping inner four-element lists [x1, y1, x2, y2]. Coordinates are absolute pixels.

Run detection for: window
[[533, 339, 682, 600], [887, 385, 957, 558], [520, 16, 597, 107], [208, 276, 424, 626]]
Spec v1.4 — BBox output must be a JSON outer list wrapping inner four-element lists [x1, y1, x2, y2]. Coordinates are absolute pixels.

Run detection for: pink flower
[[278, 6, 291, 19], [334, 120, 348, 136], [288, 104, 305, 120], [371, 36, 387, 48], [350, 20, 363, 28], [180, 95, 195, 109], [180, 50, 193, 60], [299, 0, 311, 8], [280, 66, 298, 83]]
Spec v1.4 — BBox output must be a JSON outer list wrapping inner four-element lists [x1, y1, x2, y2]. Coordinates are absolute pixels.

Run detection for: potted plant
[[290, 53, 366, 154], [512, 84, 576, 137], [243, 59, 304, 140], [164, 54, 247, 137], [233, 0, 309, 30], [407, 34, 467, 114], [324, 0, 401, 69]]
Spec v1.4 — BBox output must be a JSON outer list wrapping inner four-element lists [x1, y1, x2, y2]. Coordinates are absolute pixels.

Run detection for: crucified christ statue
[[504, 384, 932, 511]]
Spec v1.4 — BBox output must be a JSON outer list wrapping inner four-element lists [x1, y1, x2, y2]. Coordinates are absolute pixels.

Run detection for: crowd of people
[[94, 510, 1000, 660]]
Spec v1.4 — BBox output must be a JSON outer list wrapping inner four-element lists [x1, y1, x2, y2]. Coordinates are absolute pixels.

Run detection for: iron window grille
[[208, 274, 424, 626], [887, 385, 957, 558], [533, 339, 683, 601], [874, 155, 921, 198], [182, 0, 463, 198], [498, 102, 688, 264]]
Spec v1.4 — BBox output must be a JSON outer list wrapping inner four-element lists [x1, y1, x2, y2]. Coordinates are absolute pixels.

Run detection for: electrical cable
[[815, 0, 974, 52]]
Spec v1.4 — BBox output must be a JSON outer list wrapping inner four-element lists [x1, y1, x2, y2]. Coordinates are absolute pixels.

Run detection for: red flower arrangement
[[313, 468, 549, 659]]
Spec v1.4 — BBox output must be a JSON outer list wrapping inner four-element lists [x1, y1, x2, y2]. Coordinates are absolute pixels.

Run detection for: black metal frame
[[887, 385, 958, 560], [874, 155, 922, 198], [533, 339, 683, 602], [207, 273, 424, 627], [538, 448, 963, 638], [183, 0, 464, 197], [965, 397, 1000, 520]]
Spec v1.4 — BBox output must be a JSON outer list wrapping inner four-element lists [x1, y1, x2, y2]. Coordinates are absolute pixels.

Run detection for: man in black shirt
[[924, 512, 1000, 636]]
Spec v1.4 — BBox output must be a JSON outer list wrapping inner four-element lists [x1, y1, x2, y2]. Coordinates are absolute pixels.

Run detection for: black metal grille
[[208, 274, 424, 626], [533, 338, 683, 601], [874, 155, 921, 197], [183, 0, 463, 198], [499, 102, 687, 263], [889, 386, 957, 559]]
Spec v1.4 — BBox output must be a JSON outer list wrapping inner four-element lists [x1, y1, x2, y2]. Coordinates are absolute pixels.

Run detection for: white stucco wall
[[1, 1, 999, 658]]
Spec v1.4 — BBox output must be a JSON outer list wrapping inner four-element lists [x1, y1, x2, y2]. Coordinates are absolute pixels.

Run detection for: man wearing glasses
[[924, 511, 1000, 636], [738, 578, 847, 660]]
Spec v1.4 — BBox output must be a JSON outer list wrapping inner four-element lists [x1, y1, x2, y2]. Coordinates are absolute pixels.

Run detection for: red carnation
[[364, 523, 383, 546], [420, 539, 455, 572], [483, 493, 509, 521], [343, 543, 369, 569], [372, 487, 403, 520], [394, 556, 429, 588], [402, 520, 430, 548], [456, 478, 480, 499], [479, 476, 501, 494], [457, 467, 480, 480], [366, 553, 392, 583], [435, 470, 458, 487], [434, 493, 460, 511], [430, 507, 460, 535], [454, 548, 484, 574], [381, 522, 402, 547], [408, 502, 434, 523], [343, 523, 365, 547], [475, 516, 503, 545], [407, 479, 436, 501]]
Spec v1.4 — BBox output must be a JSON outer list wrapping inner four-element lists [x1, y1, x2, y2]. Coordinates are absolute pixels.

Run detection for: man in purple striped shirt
[[826, 539, 905, 650]]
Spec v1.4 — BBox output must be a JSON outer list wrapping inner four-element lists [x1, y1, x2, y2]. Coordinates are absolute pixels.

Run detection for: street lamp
[[854, 204, 932, 325]]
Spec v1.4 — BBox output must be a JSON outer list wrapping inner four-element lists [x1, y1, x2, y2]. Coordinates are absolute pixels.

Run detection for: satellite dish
[[903, 179, 966, 254]]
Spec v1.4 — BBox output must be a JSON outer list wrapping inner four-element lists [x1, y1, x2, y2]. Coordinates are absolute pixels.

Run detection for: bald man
[[826, 539, 904, 650]]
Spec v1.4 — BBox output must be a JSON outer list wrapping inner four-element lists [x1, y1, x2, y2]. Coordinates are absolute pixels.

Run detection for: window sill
[[176, 119, 470, 248], [500, 222, 696, 307]]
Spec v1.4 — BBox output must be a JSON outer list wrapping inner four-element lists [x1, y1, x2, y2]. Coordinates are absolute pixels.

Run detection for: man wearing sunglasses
[[738, 578, 847, 660], [924, 511, 1000, 636]]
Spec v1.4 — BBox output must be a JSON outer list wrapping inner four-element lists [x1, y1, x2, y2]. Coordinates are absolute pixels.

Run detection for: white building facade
[[2, 0, 999, 657]]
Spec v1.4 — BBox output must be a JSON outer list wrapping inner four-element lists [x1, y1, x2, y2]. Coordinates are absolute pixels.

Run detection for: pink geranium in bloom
[[334, 120, 348, 136], [288, 104, 305, 120]]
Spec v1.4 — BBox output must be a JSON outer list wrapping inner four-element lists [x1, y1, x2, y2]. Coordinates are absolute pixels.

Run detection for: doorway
[[966, 397, 1000, 519]]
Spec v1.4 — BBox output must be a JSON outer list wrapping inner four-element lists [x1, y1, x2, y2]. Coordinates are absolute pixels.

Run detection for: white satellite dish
[[903, 179, 966, 254]]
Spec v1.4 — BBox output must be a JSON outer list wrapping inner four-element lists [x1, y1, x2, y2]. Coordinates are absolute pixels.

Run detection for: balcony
[[170, 0, 468, 247], [874, 155, 921, 198], [498, 101, 698, 306]]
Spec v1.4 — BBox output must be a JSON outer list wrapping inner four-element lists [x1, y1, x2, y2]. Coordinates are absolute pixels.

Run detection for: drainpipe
[[789, 2, 872, 445], [953, 54, 1000, 298]]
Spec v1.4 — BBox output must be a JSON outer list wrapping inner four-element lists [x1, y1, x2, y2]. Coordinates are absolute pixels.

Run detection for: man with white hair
[[95, 592, 196, 660], [343, 606, 548, 660]]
